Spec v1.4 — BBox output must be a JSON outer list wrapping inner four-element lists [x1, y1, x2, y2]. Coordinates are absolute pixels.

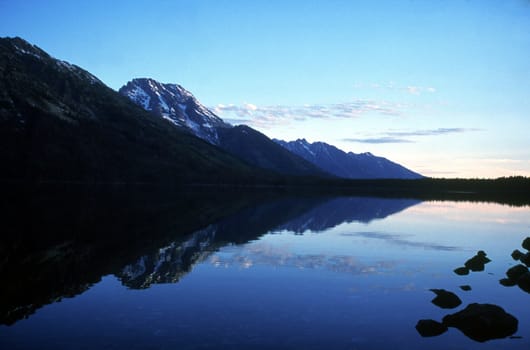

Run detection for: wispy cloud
[[342, 137, 414, 144], [214, 100, 405, 128], [386, 127, 481, 137], [343, 128, 481, 144], [354, 81, 437, 95]]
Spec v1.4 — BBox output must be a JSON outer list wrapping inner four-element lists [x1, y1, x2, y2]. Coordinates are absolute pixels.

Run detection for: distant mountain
[[0, 37, 267, 184], [215, 125, 328, 176], [120, 78, 329, 177], [274, 138, 422, 179]]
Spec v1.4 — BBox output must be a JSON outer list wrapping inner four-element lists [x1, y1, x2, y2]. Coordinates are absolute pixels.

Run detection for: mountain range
[[119, 78, 327, 177], [0, 37, 269, 184], [120, 78, 422, 179], [275, 139, 422, 179], [1, 36, 421, 183]]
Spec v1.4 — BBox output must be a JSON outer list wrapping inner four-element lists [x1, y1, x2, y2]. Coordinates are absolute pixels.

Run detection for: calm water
[[1, 192, 530, 349]]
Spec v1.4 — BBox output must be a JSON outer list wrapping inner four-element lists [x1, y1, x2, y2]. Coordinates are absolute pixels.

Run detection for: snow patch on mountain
[[14, 44, 43, 60], [123, 85, 151, 110], [119, 78, 230, 145]]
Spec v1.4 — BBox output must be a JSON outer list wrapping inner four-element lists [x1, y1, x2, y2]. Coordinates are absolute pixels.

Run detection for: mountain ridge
[[274, 138, 423, 179], [0, 36, 270, 184], [0, 36, 422, 183], [120, 78, 330, 177], [119, 78, 230, 144], [120, 78, 422, 180]]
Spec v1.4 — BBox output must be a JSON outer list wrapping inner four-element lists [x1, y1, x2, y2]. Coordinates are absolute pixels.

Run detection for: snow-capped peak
[[119, 78, 231, 145]]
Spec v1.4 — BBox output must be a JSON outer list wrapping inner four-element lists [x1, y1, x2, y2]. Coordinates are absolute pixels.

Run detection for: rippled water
[[1, 195, 530, 349]]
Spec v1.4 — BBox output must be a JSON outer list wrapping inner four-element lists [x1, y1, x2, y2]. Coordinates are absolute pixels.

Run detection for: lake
[[1, 189, 530, 349]]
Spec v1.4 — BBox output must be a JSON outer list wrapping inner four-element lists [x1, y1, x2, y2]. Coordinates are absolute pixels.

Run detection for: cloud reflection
[[209, 242, 399, 275], [342, 231, 460, 251]]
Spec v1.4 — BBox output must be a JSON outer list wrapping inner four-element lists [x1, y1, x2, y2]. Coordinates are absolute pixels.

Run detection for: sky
[[1, 0, 530, 178]]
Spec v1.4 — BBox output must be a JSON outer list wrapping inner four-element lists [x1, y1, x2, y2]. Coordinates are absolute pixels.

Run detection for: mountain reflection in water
[[0, 187, 418, 324], [2, 187, 530, 349]]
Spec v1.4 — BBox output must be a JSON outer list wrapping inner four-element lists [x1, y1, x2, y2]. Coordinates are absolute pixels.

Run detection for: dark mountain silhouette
[[215, 125, 329, 176], [120, 78, 330, 177], [275, 138, 423, 179], [0, 37, 272, 184]]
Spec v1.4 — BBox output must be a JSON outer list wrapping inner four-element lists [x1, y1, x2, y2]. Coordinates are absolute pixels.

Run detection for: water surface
[[1, 192, 530, 349]]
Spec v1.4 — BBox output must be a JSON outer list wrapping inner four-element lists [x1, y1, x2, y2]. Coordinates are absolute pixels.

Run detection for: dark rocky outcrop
[[442, 303, 518, 342], [522, 237, 530, 251], [429, 289, 462, 309], [511, 249, 524, 261], [464, 251, 491, 272], [499, 278, 518, 287], [501, 237, 530, 293], [520, 253, 530, 267], [454, 267, 469, 275], [460, 285, 472, 291], [517, 272, 530, 293], [506, 264, 528, 281], [415, 319, 448, 337]]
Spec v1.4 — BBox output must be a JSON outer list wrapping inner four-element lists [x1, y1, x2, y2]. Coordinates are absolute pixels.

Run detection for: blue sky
[[2, 0, 530, 178]]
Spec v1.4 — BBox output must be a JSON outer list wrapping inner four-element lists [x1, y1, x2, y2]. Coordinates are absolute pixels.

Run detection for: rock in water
[[415, 319, 448, 337], [522, 237, 530, 251], [460, 285, 472, 291], [454, 267, 469, 275], [500, 278, 517, 287], [464, 251, 491, 272], [521, 253, 530, 267], [517, 272, 530, 293], [442, 303, 518, 342], [511, 249, 524, 261], [506, 264, 529, 281], [429, 289, 462, 309]]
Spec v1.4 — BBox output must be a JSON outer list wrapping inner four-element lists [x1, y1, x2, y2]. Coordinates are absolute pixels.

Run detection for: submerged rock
[[430, 289, 462, 309], [460, 285, 472, 291], [442, 303, 518, 342], [454, 267, 469, 276], [416, 319, 448, 337], [464, 251, 491, 272]]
